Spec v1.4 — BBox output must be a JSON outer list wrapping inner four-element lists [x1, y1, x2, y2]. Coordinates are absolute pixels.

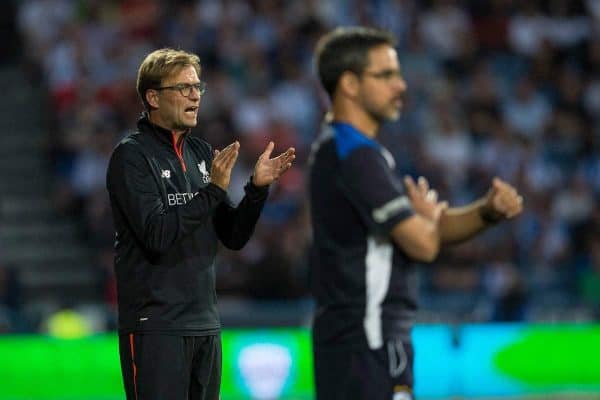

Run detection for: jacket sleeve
[[213, 178, 269, 250], [106, 142, 226, 254]]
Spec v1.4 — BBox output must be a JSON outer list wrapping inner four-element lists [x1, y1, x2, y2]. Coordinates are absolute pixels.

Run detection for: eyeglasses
[[361, 69, 403, 82], [154, 81, 207, 97]]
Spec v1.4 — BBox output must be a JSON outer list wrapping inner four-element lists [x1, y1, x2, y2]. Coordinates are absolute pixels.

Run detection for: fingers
[[434, 200, 449, 221], [278, 162, 293, 176], [273, 147, 295, 161], [213, 141, 239, 172], [272, 158, 294, 180], [491, 177, 518, 198], [216, 142, 238, 160], [491, 181, 524, 219], [283, 147, 296, 162], [493, 177, 508, 190], [417, 176, 429, 196], [488, 176, 514, 201], [253, 144, 296, 186], [492, 176, 502, 188], [404, 176, 435, 201], [214, 141, 238, 161], [272, 146, 296, 161], [279, 149, 295, 166], [425, 189, 438, 203], [275, 147, 296, 169], [404, 175, 448, 222], [210, 141, 239, 190], [269, 147, 296, 174], [221, 142, 239, 171], [498, 193, 523, 218], [403, 176, 418, 197]]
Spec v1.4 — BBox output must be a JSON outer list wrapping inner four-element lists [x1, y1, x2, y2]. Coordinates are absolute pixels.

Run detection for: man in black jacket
[[106, 48, 295, 400]]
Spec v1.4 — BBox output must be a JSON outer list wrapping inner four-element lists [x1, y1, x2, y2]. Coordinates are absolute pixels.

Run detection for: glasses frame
[[361, 69, 403, 81], [154, 81, 207, 97]]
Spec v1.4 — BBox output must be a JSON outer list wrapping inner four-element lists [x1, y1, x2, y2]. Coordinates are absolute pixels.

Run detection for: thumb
[[433, 201, 448, 222], [488, 178, 502, 197], [492, 177, 505, 191], [260, 141, 274, 160]]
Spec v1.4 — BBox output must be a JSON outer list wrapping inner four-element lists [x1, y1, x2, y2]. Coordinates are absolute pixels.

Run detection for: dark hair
[[315, 26, 396, 98], [137, 48, 201, 110]]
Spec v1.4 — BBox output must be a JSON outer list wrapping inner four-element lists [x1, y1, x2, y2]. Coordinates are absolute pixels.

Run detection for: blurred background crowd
[[0, 0, 598, 335]]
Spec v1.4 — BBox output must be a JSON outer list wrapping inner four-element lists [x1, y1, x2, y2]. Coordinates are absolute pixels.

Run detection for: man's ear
[[146, 90, 159, 109], [338, 71, 360, 98]]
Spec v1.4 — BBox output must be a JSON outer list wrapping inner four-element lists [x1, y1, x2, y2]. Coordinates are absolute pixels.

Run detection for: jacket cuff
[[244, 177, 269, 201], [206, 182, 228, 200]]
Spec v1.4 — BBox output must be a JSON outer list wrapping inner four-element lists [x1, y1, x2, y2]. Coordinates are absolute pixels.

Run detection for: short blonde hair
[[136, 48, 201, 110]]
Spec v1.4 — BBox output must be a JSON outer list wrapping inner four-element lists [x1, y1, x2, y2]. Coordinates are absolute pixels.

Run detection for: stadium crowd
[[6, 0, 599, 332]]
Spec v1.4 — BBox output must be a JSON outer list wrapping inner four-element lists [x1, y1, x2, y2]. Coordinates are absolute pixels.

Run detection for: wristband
[[479, 205, 504, 224]]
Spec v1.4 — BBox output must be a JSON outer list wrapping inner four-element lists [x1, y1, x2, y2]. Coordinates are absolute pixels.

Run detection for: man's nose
[[188, 87, 201, 100], [396, 77, 407, 93]]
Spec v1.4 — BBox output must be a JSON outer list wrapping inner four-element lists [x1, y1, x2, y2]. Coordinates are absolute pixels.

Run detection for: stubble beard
[[365, 102, 401, 124], [178, 113, 198, 130]]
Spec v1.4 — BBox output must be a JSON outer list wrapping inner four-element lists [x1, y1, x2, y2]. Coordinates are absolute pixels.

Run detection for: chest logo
[[161, 169, 171, 179], [198, 161, 211, 183]]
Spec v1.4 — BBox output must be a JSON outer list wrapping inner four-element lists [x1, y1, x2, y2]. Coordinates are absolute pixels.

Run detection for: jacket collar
[[137, 112, 190, 146]]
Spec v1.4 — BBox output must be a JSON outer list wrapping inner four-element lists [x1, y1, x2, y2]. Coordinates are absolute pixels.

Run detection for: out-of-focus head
[[315, 26, 396, 99], [316, 27, 407, 123]]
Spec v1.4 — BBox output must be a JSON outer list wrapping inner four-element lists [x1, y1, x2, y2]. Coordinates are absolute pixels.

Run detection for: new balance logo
[[198, 160, 210, 183], [161, 169, 171, 179]]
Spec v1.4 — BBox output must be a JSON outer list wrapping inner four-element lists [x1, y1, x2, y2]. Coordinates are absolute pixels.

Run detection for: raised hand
[[403, 175, 448, 223], [481, 177, 523, 222], [252, 141, 296, 187], [210, 141, 240, 190]]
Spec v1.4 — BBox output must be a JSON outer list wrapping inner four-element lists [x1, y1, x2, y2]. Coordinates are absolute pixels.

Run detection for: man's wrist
[[479, 203, 504, 224], [245, 176, 269, 200], [207, 182, 228, 198]]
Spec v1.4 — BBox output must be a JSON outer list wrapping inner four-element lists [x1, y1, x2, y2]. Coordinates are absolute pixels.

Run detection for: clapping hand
[[252, 142, 296, 187], [403, 176, 448, 223], [211, 141, 240, 190]]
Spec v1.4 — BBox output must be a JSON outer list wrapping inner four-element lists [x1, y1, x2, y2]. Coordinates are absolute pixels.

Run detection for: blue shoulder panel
[[332, 122, 379, 160]]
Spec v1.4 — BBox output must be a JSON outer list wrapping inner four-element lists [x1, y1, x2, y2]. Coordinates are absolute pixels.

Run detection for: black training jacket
[[106, 114, 268, 335]]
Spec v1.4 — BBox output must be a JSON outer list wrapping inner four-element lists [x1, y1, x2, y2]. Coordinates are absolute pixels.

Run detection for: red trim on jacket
[[172, 132, 187, 172], [129, 333, 139, 400]]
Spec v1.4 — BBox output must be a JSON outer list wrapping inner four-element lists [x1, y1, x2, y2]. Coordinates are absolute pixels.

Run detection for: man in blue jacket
[[308, 27, 522, 400]]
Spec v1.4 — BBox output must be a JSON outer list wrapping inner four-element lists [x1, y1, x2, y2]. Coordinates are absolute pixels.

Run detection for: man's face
[[151, 65, 202, 132], [357, 45, 407, 122]]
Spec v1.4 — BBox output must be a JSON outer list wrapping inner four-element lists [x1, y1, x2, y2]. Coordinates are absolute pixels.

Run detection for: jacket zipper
[[171, 132, 187, 172]]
